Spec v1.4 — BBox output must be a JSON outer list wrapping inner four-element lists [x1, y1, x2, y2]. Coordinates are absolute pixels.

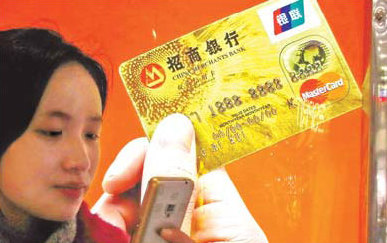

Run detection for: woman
[[0, 28, 196, 243], [0, 28, 268, 243], [0, 28, 128, 243]]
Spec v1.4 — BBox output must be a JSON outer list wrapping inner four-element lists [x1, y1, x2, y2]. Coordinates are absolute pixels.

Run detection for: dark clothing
[[0, 202, 129, 243]]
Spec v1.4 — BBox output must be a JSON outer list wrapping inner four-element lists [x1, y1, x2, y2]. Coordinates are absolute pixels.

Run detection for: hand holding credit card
[[94, 114, 267, 243], [119, 0, 362, 173]]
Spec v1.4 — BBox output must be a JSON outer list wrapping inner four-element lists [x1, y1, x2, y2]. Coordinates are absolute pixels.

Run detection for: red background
[[0, 1, 370, 242]]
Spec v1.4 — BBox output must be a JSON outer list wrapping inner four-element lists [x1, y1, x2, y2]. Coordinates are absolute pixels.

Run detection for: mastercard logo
[[299, 72, 348, 104]]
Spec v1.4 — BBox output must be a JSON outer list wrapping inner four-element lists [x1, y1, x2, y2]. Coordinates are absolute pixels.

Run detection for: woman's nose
[[61, 136, 91, 173]]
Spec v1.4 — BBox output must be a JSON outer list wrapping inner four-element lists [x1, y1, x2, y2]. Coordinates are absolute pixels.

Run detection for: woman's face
[[0, 62, 102, 222]]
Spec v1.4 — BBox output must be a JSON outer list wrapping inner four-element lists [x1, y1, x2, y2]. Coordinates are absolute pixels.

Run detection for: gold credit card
[[119, 0, 362, 173]]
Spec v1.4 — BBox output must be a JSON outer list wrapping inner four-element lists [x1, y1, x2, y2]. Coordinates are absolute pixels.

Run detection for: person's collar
[[0, 210, 77, 243]]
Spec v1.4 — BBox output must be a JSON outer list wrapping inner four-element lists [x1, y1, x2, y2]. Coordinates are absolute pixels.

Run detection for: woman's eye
[[37, 130, 62, 137], [85, 133, 99, 140]]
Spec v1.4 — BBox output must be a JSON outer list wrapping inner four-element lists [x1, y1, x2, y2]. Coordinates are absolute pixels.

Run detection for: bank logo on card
[[140, 63, 166, 89], [273, 0, 304, 35], [258, 0, 320, 43]]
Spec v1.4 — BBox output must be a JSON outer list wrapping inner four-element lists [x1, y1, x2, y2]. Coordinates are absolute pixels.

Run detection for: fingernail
[[104, 160, 124, 180], [152, 114, 195, 152], [159, 228, 172, 237], [104, 138, 148, 180], [104, 151, 128, 180]]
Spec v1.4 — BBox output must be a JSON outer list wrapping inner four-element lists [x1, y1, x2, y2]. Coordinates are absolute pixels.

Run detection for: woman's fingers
[[91, 192, 140, 232], [196, 168, 247, 206], [160, 228, 195, 243], [141, 114, 198, 234], [94, 114, 198, 235], [102, 137, 149, 195], [92, 137, 148, 231], [192, 168, 268, 243], [141, 113, 197, 199]]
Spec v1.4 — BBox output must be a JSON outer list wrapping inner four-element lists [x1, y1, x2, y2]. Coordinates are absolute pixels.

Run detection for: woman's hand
[[92, 113, 268, 243], [91, 137, 147, 232], [192, 168, 269, 243], [92, 114, 196, 242]]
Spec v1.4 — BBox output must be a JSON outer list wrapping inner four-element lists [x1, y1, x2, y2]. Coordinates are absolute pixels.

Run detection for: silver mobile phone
[[131, 177, 194, 243]]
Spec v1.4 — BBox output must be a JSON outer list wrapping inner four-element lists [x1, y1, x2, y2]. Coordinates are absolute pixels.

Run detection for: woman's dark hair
[[0, 28, 107, 156]]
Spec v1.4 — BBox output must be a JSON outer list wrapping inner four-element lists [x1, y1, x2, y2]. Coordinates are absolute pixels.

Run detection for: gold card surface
[[119, 0, 362, 173]]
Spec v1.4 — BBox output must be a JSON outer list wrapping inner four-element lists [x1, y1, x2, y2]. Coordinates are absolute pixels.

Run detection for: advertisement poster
[[0, 1, 370, 242]]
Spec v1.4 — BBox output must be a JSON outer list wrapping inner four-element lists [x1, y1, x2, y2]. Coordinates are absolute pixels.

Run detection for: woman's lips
[[54, 183, 87, 200]]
